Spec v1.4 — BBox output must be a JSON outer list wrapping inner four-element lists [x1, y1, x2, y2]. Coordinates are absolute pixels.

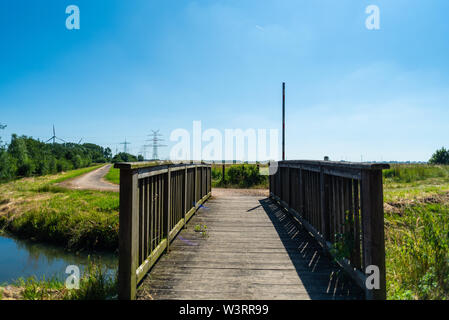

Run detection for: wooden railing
[[115, 162, 212, 300], [269, 160, 390, 300]]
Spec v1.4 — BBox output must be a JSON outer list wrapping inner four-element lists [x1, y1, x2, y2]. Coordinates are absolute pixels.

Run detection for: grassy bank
[[0, 165, 119, 251], [104, 167, 120, 185], [0, 261, 117, 300], [383, 164, 449, 299]]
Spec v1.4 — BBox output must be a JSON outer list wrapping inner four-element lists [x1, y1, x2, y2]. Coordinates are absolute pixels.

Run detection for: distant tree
[[104, 147, 112, 161], [8, 134, 34, 176], [112, 152, 138, 163], [137, 155, 144, 162], [429, 147, 449, 165], [0, 148, 15, 181], [0, 123, 6, 146]]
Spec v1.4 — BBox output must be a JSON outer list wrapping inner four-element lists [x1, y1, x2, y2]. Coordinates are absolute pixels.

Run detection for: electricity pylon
[[120, 139, 131, 154], [145, 130, 166, 160]]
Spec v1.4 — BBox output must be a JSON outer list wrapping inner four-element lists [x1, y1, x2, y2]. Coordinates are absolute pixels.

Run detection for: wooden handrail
[[115, 162, 212, 300], [269, 160, 390, 300]]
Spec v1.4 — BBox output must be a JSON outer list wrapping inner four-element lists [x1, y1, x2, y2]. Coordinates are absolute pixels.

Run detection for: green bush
[[429, 147, 449, 165], [111, 152, 137, 163], [225, 164, 267, 188]]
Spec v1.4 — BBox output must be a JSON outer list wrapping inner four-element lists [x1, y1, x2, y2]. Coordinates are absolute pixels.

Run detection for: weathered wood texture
[[136, 189, 364, 300], [116, 162, 212, 300], [269, 160, 390, 300]]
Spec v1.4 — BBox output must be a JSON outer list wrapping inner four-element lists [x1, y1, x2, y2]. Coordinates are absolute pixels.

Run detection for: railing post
[[286, 166, 290, 205], [320, 167, 329, 240], [208, 166, 212, 193], [298, 168, 304, 215], [194, 165, 198, 205], [361, 169, 386, 300], [118, 168, 139, 300], [222, 162, 225, 183], [268, 162, 271, 195], [183, 165, 188, 227], [165, 166, 171, 252]]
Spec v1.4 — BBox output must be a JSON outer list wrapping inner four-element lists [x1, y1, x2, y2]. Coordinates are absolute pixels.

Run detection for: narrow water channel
[[0, 234, 118, 284]]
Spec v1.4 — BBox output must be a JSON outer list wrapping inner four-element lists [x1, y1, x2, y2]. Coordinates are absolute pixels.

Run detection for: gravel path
[[57, 164, 119, 192]]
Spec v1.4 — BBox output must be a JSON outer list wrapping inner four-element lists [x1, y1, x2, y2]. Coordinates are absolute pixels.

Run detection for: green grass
[[0, 165, 119, 251], [0, 261, 117, 300], [383, 164, 449, 183], [211, 164, 269, 189], [105, 162, 166, 185], [383, 164, 449, 300], [104, 167, 120, 185], [383, 165, 449, 203]]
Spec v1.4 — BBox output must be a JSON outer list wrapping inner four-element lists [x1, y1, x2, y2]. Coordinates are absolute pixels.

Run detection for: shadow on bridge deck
[[136, 189, 364, 300]]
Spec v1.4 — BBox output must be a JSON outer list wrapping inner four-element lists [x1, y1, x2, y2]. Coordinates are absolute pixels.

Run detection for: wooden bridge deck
[[136, 189, 364, 300]]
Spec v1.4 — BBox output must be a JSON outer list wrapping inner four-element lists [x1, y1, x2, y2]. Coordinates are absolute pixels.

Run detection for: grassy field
[[0, 165, 119, 251], [104, 166, 120, 185], [383, 164, 449, 300]]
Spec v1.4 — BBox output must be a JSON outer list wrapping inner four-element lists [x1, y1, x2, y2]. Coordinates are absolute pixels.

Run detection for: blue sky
[[1, 0, 448, 161]]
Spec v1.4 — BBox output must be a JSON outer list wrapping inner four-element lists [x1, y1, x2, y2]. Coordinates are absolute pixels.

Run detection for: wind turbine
[[46, 125, 67, 144]]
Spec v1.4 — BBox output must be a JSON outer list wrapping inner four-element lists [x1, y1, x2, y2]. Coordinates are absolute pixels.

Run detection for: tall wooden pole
[[282, 82, 285, 161]]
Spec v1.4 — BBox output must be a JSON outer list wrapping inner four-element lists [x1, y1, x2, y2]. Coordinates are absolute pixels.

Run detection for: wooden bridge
[[115, 160, 389, 300]]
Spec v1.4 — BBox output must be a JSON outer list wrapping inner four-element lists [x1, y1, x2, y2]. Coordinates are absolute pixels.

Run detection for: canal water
[[0, 234, 118, 285]]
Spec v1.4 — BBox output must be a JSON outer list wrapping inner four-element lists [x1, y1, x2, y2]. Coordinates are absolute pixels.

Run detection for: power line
[[120, 138, 131, 154], [144, 130, 167, 160]]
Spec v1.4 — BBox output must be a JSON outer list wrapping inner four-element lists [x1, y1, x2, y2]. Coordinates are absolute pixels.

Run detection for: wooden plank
[[277, 160, 389, 171], [136, 239, 167, 284]]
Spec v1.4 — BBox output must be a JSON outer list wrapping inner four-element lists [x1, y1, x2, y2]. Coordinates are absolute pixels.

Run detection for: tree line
[[0, 134, 114, 181]]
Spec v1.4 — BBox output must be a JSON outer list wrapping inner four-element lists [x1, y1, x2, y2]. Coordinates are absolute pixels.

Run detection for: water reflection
[[0, 234, 117, 284]]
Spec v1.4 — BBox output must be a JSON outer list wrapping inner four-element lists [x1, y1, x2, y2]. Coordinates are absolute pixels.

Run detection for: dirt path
[[211, 188, 269, 198], [58, 164, 119, 192]]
